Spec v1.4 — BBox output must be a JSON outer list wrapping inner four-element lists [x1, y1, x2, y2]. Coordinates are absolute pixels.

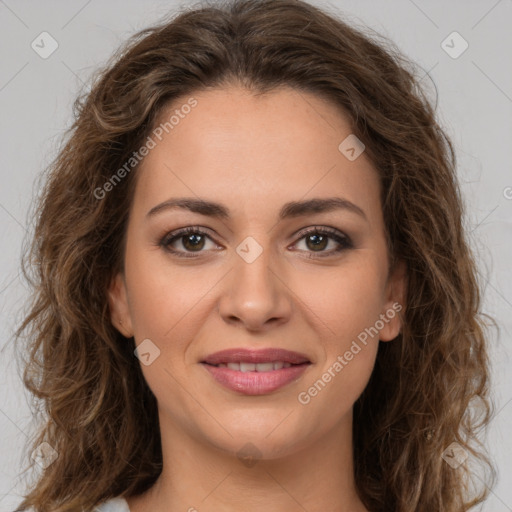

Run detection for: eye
[[291, 226, 353, 257], [159, 226, 220, 258], [159, 225, 353, 259]]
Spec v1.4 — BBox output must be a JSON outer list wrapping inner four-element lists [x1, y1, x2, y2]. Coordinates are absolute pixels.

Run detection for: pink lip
[[201, 363, 310, 395], [202, 348, 310, 365], [201, 348, 311, 395]]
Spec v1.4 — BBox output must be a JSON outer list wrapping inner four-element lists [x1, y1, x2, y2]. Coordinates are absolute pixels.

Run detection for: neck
[[127, 408, 368, 512]]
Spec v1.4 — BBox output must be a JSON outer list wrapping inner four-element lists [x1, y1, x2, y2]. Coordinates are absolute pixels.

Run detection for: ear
[[379, 259, 407, 342], [107, 272, 134, 338]]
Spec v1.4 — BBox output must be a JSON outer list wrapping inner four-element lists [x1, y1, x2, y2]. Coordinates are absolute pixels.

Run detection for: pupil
[[307, 234, 327, 251], [184, 234, 204, 251]]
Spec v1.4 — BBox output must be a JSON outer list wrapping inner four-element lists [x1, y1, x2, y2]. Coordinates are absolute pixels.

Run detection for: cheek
[[293, 256, 385, 401], [295, 255, 386, 345], [295, 263, 383, 420], [124, 249, 216, 342]]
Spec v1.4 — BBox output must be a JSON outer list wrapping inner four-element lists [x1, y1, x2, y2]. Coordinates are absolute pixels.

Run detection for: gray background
[[0, 1, 511, 510]]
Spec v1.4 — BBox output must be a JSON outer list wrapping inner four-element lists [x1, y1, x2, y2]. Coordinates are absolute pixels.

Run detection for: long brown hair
[[14, 1, 496, 510]]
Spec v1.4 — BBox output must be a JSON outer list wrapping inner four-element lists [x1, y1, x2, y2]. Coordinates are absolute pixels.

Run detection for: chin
[[196, 412, 319, 461]]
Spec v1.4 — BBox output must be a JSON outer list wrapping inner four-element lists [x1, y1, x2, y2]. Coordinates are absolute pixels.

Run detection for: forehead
[[132, 86, 381, 224]]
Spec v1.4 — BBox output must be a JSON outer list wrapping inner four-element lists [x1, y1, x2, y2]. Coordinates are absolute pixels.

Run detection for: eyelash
[[159, 225, 353, 259]]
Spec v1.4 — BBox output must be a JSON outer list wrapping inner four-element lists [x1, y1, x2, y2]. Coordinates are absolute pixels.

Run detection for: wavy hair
[[14, 0, 496, 510]]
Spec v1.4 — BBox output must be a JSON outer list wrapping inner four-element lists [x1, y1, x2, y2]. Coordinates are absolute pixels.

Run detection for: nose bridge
[[217, 233, 291, 329], [236, 234, 275, 291]]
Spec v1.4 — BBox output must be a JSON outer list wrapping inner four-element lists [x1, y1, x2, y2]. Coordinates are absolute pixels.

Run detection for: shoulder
[[93, 497, 130, 512], [23, 497, 130, 512]]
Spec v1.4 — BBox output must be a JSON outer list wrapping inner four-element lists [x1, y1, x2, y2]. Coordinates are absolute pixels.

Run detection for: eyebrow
[[146, 196, 367, 222]]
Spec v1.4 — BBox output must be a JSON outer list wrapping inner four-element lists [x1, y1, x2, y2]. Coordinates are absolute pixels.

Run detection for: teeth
[[255, 362, 274, 372], [240, 362, 256, 372], [217, 361, 296, 372]]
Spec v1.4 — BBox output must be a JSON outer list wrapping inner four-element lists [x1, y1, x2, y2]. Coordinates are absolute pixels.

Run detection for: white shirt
[[27, 497, 130, 512], [94, 497, 130, 511]]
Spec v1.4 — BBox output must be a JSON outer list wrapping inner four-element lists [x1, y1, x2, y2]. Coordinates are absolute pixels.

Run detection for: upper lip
[[202, 348, 311, 365]]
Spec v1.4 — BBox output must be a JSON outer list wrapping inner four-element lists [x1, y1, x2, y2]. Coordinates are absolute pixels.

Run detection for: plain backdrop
[[0, 1, 511, 511]]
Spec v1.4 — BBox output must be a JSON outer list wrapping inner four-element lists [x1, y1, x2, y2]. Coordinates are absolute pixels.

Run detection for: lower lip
[[201, 363, 310, 395]]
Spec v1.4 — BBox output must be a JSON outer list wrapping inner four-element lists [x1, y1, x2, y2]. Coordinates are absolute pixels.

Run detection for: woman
[[15, 0, 495, 511]]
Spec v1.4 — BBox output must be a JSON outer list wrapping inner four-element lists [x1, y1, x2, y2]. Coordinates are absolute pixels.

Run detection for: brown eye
[[293, 227, 353, 257], [160, 227, 219, 258], [304, 233, 329, 251], [180, 232, 206, 251]]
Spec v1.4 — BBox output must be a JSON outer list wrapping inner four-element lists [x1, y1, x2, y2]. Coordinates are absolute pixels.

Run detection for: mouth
[[204, 361, 304, 371], [200, 348, 312, 395], [202, 347, 311, 366]]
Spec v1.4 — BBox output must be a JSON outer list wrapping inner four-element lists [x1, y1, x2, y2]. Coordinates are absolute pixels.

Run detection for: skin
[[108, 85, 406, 512]]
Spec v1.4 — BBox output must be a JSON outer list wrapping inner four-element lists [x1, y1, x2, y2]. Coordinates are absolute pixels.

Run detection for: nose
[[217, 240, 293, 332]]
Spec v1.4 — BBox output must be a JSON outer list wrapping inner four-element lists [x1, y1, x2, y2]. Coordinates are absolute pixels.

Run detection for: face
[[108, 85, 406, 459]]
